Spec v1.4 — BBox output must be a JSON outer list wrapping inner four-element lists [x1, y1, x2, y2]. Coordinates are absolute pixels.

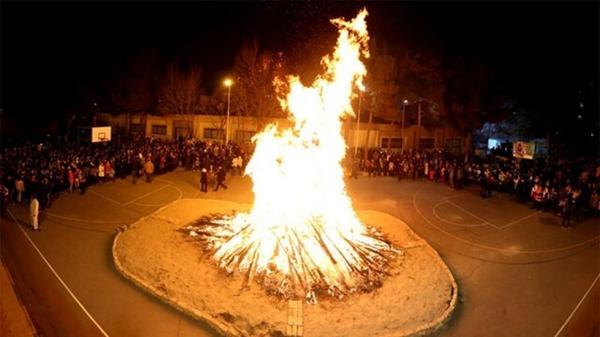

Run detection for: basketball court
[[2, 172, 598, 337]]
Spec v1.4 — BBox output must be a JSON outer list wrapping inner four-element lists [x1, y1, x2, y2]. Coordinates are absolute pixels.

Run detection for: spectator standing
[[40, 177, 51, 209], [78, 167, 88, 194], [15, 177, 25, 203], [131, 156, 141, 184], [456, 163, 464, 190], [68, 168, 75, 192], [214, 166, 228, 191], [83, 164, 92, 186], [480, 171, 492, 199], [448, 164, 455, 189], [98, 161, 105, 182], [561, 194, 573, 229], [144, 159, 155, 183], [0, 184, 9, 215], [29, 194, 40, 230], [572, 188, 582, 221], [236, 155, 244, 176], [531, 182, 543, 209], [105, 160, 114, 182], [200, 168, 208, 193], [589, 189, 599, 217]]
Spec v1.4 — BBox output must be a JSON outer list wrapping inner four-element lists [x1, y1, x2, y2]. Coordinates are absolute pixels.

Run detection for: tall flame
[[199, 9, 394, 300]]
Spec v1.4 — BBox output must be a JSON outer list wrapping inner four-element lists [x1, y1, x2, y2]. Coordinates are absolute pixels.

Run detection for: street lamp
[[401, 99, 408, 150], [93, 102, 99, 126], [354, 86, 365, 156], [223, 78, 233, 144]]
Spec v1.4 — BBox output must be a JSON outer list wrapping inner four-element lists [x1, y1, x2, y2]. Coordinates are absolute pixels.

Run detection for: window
[[151, 125, 167, 135], [419, 138, 435, 150], [381, 137, 403, 149], [203, 128, 224, 139], [445, 138, 462, 148], [236, 130, 256, 142], [174, 127, 191, 139], [130, 123, 143, 134]]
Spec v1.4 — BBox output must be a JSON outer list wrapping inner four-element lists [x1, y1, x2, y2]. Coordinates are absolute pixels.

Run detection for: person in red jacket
[[531, 182, 543, 209]]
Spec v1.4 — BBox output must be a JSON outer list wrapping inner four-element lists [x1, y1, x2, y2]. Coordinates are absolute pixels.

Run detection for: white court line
[[130, 185, 184, 207], [447, 196, 541, 230], [6, 210, 110, 337], [45, 212, 130, 224], [443, 193, 469, 201], [413, 186, 600, 254], [90, 182, 175, 208], [553, 272, 600, 337], [497, 210, 542, 229], [121, 184, 171, 206], [88, 189, 123, 206], [155, 178, 175, 184], [444, 199, 500, 229], [432, 201, 488, 228]]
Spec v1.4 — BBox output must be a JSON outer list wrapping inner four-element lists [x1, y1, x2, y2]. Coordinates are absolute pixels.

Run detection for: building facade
[[98, 113, 471, 153]]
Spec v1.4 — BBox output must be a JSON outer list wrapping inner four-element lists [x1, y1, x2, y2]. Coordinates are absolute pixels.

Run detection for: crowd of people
[[349, 147, 600, 228], [1, 135, 598, 231], [0, 135, 251, 219]]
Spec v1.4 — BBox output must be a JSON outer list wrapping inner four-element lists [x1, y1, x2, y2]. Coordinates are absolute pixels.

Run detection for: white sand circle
[[113, 199, 457, 337]]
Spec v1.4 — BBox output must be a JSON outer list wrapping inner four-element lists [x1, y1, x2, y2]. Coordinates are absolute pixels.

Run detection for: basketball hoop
[[92, 126, 111, 143]]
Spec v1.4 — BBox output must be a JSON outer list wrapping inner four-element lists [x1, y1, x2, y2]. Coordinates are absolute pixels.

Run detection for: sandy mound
[[113, 199, 457, 337]]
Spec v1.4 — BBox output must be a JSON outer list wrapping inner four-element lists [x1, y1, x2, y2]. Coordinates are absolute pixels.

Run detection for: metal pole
[[416, 101, 422, 150], [225, 85, 231, 144], [401, 102, 406, 150], [354, 91, 362, 155]]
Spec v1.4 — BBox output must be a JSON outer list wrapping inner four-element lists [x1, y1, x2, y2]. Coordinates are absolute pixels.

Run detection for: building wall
[[98, 113, 471, 152]]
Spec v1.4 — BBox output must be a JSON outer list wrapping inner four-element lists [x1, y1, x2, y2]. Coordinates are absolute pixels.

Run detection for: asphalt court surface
[[2, 171, 599, 337]]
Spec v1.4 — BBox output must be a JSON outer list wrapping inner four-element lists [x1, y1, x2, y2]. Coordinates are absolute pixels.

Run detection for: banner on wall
[[512, 141, 535, 159], [92, 126, 111, 143]]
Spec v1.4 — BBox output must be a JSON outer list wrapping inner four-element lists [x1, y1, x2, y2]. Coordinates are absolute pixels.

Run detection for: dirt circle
[[113, 199, 457, 337]]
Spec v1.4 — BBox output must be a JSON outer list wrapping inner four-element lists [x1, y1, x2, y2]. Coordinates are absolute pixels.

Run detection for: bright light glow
[[403, 99, 409, 105], [488, 138, 502, 150], [199, 9, 394, 301], [223, 78, 233, 87]]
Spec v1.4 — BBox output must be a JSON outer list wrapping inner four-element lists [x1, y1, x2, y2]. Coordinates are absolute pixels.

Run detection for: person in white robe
[[30, 195, 40, 230]]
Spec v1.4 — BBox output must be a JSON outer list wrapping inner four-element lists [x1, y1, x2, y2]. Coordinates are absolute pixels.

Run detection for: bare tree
[[365, 41, 401, 123], [205, 94, 228, 141], [398, 51, 446, 128], [158, 62, 204, 115], [156, 62, 205, 137], [443, 57, 491, 134], [233, 38, 286, 129], [362, 41, 401, 151], [105, 49, 161, 132]]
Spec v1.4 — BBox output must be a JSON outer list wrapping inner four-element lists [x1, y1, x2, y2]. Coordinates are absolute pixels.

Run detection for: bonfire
[[187, 9, 398, 302]]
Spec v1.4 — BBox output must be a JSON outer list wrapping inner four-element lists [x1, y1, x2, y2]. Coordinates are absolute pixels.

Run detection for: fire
[[196, 9, 395, 301]]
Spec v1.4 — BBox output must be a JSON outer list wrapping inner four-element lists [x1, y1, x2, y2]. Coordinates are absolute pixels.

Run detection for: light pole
[[93, 102, 99, 126], [354, 87, 364, 156], [401, 99, 408, 150], [416, 100, 422, 151], [223, 78, 233, 144]]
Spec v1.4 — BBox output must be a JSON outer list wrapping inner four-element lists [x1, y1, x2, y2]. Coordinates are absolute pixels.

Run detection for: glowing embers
[[186, 213, 398, 302]]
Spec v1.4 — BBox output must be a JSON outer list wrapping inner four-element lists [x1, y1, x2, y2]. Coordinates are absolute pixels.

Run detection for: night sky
[[1, 1, 598, 129]]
